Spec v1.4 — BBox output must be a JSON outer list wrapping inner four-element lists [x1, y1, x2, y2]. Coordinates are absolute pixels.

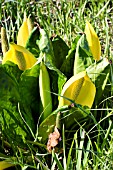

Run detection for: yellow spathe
[[17, 17, 29, 47], [17, 13, 33, 47], [2, 43, 37, 70], [59, 71, 96, 108], [85, 21, 101, 61]]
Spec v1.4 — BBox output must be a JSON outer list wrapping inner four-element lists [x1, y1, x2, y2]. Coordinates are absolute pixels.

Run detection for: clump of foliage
[[0, 0, 113, 170]]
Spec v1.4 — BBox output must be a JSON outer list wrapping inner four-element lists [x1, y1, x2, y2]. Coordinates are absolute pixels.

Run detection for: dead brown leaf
[[47, 126, 61, 153]]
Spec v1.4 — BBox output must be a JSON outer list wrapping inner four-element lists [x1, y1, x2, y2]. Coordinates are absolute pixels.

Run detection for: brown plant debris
[[47, 126, 61, 153]]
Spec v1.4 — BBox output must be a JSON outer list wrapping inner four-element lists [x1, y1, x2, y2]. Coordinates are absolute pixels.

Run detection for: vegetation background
[[0, 0, 113, 169]]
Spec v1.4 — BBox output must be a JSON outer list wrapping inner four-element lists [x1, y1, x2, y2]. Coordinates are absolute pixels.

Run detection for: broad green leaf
[[59, 71, 96, 108], [38, 111, 57, 143], [95, 66, 110, 105], [19, 64, 40, 132], [60, 36, 80, 79], [0, 62, 41, 146], [78, 34, 91, 57], [26, 27, 40, 57], [48, 69, 67, 109], [85, 21, 101, 61], [38, 105, 70, 143], [0, 63, 29, 145], [73, 34, 92, 75], [87, 58, 110, 104], [0, 62, 22, 102], [52, 35, 69, 69], [38, 104, 89, 143], [86, 58, 109, 81], [2, 43, 37, 70], [62, 105, 90, 129], [36, 28, 55, 67], [1, 107, 27, 145], [36, 28, 67, 109]]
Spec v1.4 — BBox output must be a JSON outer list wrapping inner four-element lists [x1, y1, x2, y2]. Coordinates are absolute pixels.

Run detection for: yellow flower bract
[[85, 21, 101, 61], [17, 14, 33, 47], [59, 71, 96, 108], [2, 43, 37, 70], [17, 19, 29, 47]]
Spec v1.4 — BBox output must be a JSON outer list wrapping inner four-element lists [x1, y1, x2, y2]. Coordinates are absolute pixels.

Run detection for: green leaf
[[52, 35, 69, 69], [60, 36, 80, 79], [26, 27, 40, 57], [0, 63, 29, 145], [86, 58, 109, 81], [1, 105, 27, 145], [38, 104, 89, 143], [0, 61, 22, 102], [38, 105, 69, 143], [87, 58, 110, 104], [36, 28, 67, 109], [74, 34, 93, 75], [47, 70, 64, 109], [62, 104, 90, 129], [36, 28, 55, 66], [0, 62, 41, 146], [19, 64, 40, 133]]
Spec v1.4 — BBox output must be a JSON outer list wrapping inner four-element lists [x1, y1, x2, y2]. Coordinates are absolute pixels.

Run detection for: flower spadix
[[59, 71, 96, 108], [17, 14, 33, 47], [85, 21, 101, 61], [2, 43, 37, 70]]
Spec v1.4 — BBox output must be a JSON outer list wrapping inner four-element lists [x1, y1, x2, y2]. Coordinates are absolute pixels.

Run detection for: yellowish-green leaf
[[39, 61, 52, 121], [2, 43, 37, 70], [59, 71, 96, 108], [0, 160, 14, 170], [85, 21, 101, 61]]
